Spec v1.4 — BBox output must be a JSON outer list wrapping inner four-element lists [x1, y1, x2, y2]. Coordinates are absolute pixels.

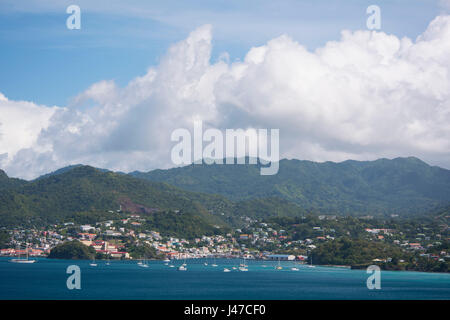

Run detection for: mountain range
[[0, 157, 449, 228], [0, 166, 231, 229], [131, 157, 450, 216]]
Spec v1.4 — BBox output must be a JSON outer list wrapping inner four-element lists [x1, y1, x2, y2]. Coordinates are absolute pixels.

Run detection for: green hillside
[[0, 169, 28, 191], [0, 166, 230, 229], [130, 157, 450, 216], [232, 197, 306, 218], [2, 157, 449, 229]]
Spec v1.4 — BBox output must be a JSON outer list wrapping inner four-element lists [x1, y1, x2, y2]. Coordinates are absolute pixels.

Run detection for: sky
[[0, 0, 450, 179]]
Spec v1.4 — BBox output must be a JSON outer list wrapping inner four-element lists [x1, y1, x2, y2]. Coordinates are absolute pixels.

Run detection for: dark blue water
[[0, 257, 449, 299]]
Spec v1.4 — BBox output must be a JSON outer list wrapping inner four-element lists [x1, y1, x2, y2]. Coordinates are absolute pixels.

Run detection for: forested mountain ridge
[[0, 169, 28, 191], [0, 166, 231, 228], [130, 157, 450, 216], [1, 157, 449, 229]]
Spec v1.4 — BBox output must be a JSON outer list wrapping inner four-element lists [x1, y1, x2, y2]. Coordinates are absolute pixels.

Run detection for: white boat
[[211, 256, 218, 267], [10, 244, 36, 264], [10, 258, 36, 264], [239, 257, 248, 271], [275, 258, 283, 270], [239, 257, 248, 268], [138, 257, 149, 268], [10, 259, 36, 263], [169, 264, 175, 268], [89, 257, 97, 267], [178, 265, 187, 271], [232, 267, 237, 270], [223, 268, 231, 272], [163, 258, 170, 263], [308, 254, 316, 268], [291, 267, 299, 271]]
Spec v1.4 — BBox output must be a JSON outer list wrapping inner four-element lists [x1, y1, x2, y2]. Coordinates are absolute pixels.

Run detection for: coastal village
[[1, 209, 449, 266]]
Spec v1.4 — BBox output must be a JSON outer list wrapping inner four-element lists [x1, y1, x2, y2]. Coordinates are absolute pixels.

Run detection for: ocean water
[[0, 257, 449, 300]]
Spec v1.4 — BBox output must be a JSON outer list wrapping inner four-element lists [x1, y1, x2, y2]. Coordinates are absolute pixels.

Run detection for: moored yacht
[[307, 254, 316, 268], [10, 244, 36, 264], [138, 257, 149, 268], [275, 258, 283, 270]]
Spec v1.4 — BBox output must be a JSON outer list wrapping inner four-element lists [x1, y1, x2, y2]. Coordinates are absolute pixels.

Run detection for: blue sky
[[1, 0, 450, 178], [0, 0, 443, 106]]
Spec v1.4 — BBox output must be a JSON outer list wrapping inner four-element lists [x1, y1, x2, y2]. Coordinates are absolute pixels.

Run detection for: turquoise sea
[[0, 257, 449, 300]]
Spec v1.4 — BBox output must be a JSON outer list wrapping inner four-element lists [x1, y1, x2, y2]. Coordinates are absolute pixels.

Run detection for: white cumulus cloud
[[1, 16, 450, 179], [0, 94, 58, 169]]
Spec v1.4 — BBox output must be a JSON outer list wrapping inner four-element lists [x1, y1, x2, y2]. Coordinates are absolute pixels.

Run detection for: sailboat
[[89, 256, 97, 267], [138, 256, 149, 268], [105, 254, 110, 266], [177, 256, 187, 270], [211, 256, 218, 267], [275, 258, 283, 270], [238, 257, 248, 271], [291, 261, 299, 271], [223, 268, 231, 272], [239, 257, 248, 267], [308, 254, 315, 268], [178, 257, 187, 271], [10, 244, 36, 264]]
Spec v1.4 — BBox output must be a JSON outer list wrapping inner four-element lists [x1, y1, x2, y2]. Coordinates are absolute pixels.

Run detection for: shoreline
[[2, 256, 448, 275]]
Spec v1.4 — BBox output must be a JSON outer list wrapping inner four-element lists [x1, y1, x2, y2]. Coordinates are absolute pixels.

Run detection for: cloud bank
[[1, 15, 450, 179]]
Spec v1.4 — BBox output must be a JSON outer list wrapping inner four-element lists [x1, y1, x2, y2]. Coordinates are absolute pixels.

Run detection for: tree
[[0, 231, 10, 249], [48, 240, 96, 260]]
